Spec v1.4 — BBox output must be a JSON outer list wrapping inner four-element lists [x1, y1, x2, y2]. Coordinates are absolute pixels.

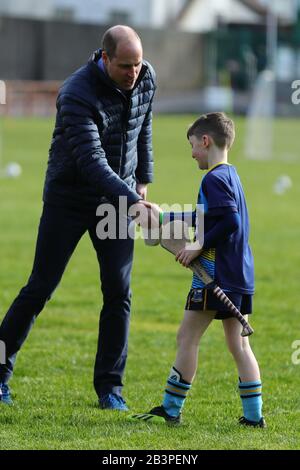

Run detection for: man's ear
[[102, 50, 109, 66]]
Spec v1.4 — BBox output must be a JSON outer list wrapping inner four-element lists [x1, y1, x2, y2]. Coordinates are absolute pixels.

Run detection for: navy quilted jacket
[[43, 49, 156, 211]]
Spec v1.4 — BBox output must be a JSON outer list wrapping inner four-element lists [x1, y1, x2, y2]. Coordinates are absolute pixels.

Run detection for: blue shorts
[[185, 288, 253, 320]]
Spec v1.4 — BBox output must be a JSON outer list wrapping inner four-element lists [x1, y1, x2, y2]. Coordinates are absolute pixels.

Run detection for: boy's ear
[[202, 134, 211, 148]]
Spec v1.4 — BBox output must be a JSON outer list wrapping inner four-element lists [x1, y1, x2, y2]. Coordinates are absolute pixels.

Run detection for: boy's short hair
[[187, 112, 235, 150]]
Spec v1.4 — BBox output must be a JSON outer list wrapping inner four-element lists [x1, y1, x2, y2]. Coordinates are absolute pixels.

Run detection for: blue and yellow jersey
[[192, 163, 254, 294]]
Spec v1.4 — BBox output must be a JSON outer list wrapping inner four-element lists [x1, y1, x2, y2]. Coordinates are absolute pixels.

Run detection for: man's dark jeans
[[0, 203, 134, 397]]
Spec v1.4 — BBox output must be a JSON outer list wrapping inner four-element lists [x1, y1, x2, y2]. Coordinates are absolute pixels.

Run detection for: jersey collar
[[207, 162, 231, 174]]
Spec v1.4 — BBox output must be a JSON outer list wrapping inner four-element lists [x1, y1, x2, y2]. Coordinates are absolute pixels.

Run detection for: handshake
[[128, 200, 162, 245], [128, 200, 203, 268]]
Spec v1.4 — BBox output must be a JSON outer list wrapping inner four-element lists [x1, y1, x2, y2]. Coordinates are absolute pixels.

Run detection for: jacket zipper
[[120, 94, 131, 178]]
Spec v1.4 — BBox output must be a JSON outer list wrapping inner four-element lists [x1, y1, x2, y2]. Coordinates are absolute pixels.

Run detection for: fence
[[0, 81, 60, 116]]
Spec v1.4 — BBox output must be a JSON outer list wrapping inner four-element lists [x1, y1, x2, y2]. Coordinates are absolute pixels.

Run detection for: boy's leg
[[0, 204, 87, 385], [175, 309, 216, 383], [132, 309, 215, 423], [222, 316, 260, 381], [222, 316, 264, 424], [159, 310, 215, 419]]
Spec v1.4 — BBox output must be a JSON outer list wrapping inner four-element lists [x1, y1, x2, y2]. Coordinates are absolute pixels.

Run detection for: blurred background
[[0, 0, 299, 116], [0, 2, 299, 450]]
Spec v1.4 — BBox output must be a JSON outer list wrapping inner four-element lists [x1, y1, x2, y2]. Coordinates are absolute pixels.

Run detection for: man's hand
[[175, 241, 203, 267], [144, 201, 162, 226], [129, 200, 162, 230], [136, 183, 148, 200]]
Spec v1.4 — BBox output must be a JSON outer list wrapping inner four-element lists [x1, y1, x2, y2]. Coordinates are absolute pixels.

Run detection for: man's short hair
[[102, 30, 119, 59], [187, 112, 235, 150], [102, 26, 141, 59]]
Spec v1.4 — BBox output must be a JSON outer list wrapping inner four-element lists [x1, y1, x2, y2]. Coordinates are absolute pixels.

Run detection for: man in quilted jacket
[[0, 25, 156, 410]]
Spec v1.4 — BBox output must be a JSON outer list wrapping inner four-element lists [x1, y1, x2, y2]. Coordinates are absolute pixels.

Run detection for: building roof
[[175, 0, 295, 31], [237, 0, 267, 16]]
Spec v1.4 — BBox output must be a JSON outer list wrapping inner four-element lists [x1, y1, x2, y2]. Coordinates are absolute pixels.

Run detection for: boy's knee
[[176, 326, 196, 348], [227, 341, 250, 359]]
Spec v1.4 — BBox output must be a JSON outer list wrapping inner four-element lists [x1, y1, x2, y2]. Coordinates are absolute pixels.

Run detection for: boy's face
[[188, 135, 209, 170]]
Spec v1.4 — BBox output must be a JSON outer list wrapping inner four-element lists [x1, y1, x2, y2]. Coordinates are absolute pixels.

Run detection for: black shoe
[[131, 405, 181, 425], [149, 405, 181, 425], [239, 416, 266, 428]]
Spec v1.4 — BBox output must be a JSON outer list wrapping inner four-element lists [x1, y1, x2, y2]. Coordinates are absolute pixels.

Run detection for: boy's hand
[[175, 241, 203, 267]]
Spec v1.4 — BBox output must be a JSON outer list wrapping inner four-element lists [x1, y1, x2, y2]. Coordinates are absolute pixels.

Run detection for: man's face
[[188, 135, 209, 170], [103, 41, 143, 91]]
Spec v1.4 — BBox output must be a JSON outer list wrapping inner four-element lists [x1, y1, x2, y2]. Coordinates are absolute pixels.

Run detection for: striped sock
[[162, 367, 191, 418], [239, 380, 263, 422]]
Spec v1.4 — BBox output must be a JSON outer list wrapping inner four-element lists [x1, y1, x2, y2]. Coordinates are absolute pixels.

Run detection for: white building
[[52, 0, 186, 26], [0, 0, 298, 29], [178, 0, 263, 32], [177, 0, 298, 32], [0, 0, 54, 19], [0, 0, 185, 27]]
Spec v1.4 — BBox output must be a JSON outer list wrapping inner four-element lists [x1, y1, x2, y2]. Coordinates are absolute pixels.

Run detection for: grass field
[[0, 115, 299, 450]]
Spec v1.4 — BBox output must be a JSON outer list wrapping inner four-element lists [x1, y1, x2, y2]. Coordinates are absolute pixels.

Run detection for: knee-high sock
[[239, 380, 263, 422], [162, 367, 191, 417]]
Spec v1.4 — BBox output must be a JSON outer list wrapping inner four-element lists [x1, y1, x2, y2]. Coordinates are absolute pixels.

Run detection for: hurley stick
[[159, 220, 254, 337]]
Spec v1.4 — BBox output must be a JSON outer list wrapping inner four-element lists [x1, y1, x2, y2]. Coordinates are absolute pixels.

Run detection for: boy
[[133, 112, 265, 427]]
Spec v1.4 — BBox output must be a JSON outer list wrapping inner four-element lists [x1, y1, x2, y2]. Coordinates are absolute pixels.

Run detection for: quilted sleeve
[[59, 92, 141, 207]]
